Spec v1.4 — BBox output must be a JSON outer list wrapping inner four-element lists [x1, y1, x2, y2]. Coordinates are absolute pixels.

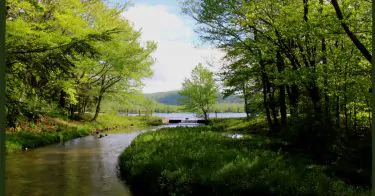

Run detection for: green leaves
[[179, 64, 218, 119], [183, 0, 372, 132], [6, 0, 156, 125]]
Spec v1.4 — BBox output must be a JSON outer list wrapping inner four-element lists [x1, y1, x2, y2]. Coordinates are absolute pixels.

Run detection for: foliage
[[143, 90, 247, 113], [180, 2, 373, 187], [119, 126, 369, 195], [181, 0, 372, 133], [6, 127, 89, 152], [6, 0, 155, 126], [211, 103, 244, 113], [179, 64, 218, 120]]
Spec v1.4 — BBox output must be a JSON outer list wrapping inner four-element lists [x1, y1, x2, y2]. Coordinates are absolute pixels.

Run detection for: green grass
[[79, 114, 163, 133], [6, 126, 89, 151], [6, 114, 163, 153], [210, 117, 267, 133], [119, 126, 369, 195]]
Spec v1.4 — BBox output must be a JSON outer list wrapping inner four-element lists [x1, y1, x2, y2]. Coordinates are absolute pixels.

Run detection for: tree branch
[[331, 0, 371, 62]]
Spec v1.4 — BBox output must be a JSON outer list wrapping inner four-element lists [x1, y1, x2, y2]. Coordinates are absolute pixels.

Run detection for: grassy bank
[[211, 117, 371, 187], [6, 114, 163, 153], [210, 117, 267, 133], [119, 122, 369, 195]]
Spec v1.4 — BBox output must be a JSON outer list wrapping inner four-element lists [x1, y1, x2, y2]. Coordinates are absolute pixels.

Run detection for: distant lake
[[127, 112, 247, 120]]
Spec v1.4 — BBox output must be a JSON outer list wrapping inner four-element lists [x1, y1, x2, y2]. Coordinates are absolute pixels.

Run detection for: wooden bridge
[[168, 119, 210, 124]]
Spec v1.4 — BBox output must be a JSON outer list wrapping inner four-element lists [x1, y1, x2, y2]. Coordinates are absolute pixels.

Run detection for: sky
[[118, 0, 224, 93]]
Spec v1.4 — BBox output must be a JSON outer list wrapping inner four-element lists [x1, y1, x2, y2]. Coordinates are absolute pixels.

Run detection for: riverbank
[[6, 114, 163, 153], [119, 118, 369, 195]]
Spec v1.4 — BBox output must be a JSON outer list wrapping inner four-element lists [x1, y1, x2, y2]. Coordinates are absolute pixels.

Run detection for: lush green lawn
[[119, 124, 369, 195], [6, 114, 163, 153]]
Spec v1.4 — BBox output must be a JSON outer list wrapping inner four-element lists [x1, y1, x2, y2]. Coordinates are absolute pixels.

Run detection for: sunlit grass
[[119, 126, 369, 195]]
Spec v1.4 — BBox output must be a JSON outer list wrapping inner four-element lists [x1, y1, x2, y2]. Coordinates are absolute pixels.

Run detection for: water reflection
[[6, 132, 141, 196], [5, 123, 202, 196], [125, 112, 248, 120]]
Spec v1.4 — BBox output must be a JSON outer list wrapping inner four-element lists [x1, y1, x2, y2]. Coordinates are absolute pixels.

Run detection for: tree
[[182, 0, 373, 186], [179, 64, 218, 120], [182, 0, 372, 129], [5, 0, 156, 124], [5, 0, 115, 125]]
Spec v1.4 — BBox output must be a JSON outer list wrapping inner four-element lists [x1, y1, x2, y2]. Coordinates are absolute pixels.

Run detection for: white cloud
[[121, 4, 224, 93]]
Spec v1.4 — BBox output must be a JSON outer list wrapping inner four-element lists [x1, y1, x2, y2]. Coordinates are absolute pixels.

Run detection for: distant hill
[[145, 90, 244, 105]]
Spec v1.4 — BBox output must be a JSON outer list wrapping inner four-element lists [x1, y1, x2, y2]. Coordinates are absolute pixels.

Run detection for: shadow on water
[[5, 123, 200, 196]]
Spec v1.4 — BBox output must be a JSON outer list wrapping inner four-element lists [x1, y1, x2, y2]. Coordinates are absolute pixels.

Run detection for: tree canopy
[[6, 0, 156, 125], [182, 0, 371, 132], [179, 64, 218, 120]]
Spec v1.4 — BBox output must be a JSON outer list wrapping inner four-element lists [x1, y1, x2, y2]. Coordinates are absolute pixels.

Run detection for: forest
[[180, 0, 372, 153], [179, 0, 373, 191], [181, 0, 372, 134]]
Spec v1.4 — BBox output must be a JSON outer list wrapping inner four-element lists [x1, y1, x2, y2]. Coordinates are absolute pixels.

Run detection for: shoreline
[[5, 114, 163, 153]]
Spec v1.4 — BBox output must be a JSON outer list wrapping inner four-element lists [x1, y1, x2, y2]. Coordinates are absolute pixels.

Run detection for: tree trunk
[[344, 62, 348, 133], [59, 90, 66, 109], [287, 85, 299, 119], [83, 98, 87, 114], [243, 83, 250, 118], [344, 100, 348, 134], [366, 98, 371, 127], [91, 93, 103, 122], [354, 101, 357, 133], [303, 0, 322, 116], [69, 104, 74, 118], [322, 39, 330, 118], [276, 51, 287, 127], [261, 61, 274, 130], [269, 87, 279, 127], [331, 0, 372, 63], [263, 92, 273, 129], [203, 110, 208, 121], [308, 84, 323, 115], [320, 0, 330, 119], [336, 95, 340, 129], [78, 97, 86, 117], [279, 85, 287, 126]]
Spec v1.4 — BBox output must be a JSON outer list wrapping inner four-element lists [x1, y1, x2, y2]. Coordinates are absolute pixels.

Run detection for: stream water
[[5, 113, 241, 195], [126, 112, 248, 119], [6, 131, 146, 196], [5, 121, 201, 196]]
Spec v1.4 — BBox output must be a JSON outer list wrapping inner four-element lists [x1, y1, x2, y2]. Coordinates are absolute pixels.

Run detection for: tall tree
[[179, 64, 218, 120], [5, 0, 156, 125]]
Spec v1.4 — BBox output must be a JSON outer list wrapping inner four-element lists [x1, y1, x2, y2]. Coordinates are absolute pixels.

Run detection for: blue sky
[[113, 0, 223, 93]]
